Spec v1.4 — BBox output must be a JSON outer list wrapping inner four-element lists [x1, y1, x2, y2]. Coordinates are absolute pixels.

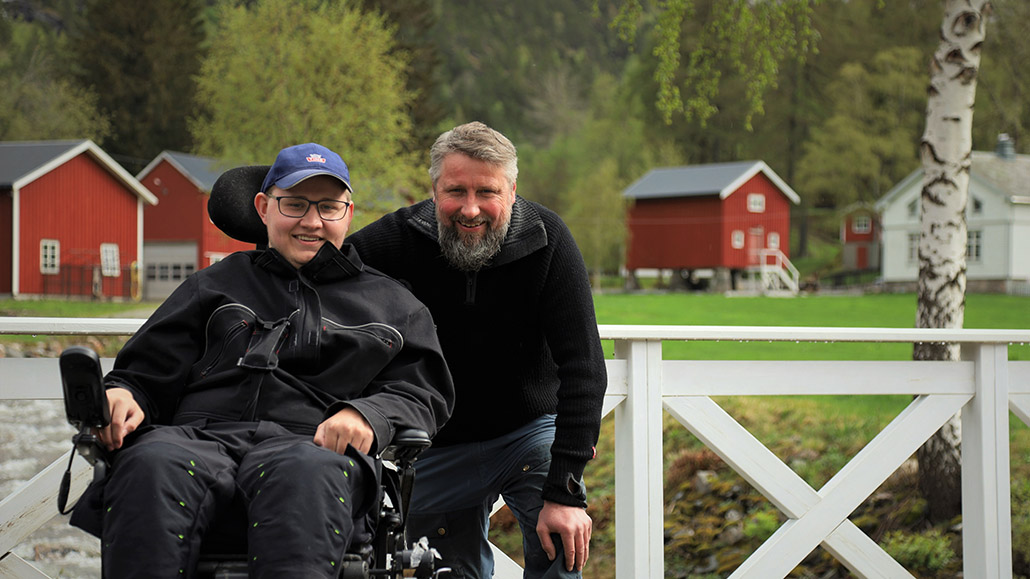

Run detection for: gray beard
[[438, 220, 509, 271]]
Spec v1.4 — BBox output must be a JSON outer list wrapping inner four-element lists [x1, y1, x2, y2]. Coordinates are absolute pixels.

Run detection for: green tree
[[0, 16, 110, 141], [796, 47, 926, 209], [190, 0, 419, 225], [520, 73, 682, 284], [356, 0, 446, 153], [973, 0, 1030, 150], [66, 0, 205, 172], [431, 0, 628, 146], [608, 0, 819, 129]]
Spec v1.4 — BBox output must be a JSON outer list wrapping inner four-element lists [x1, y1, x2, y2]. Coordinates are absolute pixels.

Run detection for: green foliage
[[0, 18, 110, 141], [66, 0, 205, 170], [610, 0, 820, 128], [973, 0, 1030, 151], [741, 507, 780, 542], [796, 47, 926, 208], [518, 72, 682, 280], [880, 530, 955, 572], [190, 0, 420, 224], [430, 0, 627, 145]]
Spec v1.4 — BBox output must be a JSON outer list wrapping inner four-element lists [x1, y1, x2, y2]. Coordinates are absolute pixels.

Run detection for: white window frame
[[747, 193, 766, 213], [767, 232, 780, 250], [731, 230, 745, 249], [967, 230, 982, 262], [100, 243, 121, 277], [40, 239, 60, 274], [907, 233, 920, 263], [852, 215, 871, 234]]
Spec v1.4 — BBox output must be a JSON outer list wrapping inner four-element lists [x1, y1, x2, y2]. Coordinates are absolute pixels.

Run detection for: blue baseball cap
[[260, 143, 352, 193]]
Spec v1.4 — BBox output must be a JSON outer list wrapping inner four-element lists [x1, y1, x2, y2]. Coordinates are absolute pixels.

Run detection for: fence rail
[[2, 317, 1029, 578]]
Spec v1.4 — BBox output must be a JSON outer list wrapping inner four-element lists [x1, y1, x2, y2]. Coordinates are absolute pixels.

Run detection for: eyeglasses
[[273, 196, 351, 221]]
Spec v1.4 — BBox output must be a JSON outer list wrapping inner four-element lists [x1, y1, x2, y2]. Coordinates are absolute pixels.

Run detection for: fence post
[[613, 338, 664, 578], [960, 342, 1012, 578]]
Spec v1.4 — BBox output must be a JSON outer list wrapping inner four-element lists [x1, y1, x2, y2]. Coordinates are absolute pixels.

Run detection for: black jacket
[[348, 197, 606, 507], [106, 243, 454, 452]]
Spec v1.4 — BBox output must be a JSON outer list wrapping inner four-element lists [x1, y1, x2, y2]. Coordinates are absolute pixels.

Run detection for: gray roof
[[623, 160, 800, 204], [969, 150, 1030, 200], [877, 149, 1030, 210], [0, 140, 86, 188], [137, 151, 233, 192], [0, 139, 157, 204]]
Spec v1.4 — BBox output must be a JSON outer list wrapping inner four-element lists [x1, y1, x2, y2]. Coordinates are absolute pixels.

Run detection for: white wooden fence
[[2, 317, 1029, 578]]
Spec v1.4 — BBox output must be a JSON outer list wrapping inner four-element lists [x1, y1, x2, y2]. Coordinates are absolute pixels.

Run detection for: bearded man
[[347, 121, 607, 579]]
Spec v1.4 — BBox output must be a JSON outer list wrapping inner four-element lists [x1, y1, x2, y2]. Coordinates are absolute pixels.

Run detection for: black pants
[[89, 421, 375, 579]]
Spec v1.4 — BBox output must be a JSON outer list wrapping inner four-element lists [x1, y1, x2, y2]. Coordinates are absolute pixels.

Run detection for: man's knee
[[407, 506, 492, 579]]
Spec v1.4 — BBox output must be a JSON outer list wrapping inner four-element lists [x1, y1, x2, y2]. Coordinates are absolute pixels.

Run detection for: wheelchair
[[59, 347, 447, 579], [56, 163, 450, 578]]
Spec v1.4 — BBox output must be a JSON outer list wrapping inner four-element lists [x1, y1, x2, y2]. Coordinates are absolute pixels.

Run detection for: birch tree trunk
[[915, 0, 991, 522]]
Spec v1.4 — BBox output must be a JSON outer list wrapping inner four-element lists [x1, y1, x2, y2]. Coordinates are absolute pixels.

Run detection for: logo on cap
[[306, 154, 327, 164]]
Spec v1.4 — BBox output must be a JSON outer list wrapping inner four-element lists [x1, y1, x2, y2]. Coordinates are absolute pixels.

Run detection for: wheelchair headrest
[[208, 165, 272, 246]]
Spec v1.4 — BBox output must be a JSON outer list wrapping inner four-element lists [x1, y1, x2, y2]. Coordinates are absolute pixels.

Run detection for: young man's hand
[[98, 387, 144, 451], [314, 407, 374, 454]]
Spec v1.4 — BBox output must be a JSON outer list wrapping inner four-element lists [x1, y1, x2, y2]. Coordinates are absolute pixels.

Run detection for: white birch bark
[[915, 0, 991, 521]]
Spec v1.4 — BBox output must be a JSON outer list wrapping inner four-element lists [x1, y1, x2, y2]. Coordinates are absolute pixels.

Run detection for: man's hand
[[98, 387, 144, 451], [314, 407, 374, 455], [536, 500, 592, 572]]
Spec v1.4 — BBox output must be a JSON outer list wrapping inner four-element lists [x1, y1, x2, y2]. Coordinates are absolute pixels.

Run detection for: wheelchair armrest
[[380, 428, 431, 464]]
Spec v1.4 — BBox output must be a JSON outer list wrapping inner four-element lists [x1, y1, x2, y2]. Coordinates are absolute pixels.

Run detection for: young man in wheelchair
[[66, 143, 454, 578]]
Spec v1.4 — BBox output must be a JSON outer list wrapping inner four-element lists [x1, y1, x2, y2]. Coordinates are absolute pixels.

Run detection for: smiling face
[[432, 152, 516, 270], [255, 175, 353, 269]]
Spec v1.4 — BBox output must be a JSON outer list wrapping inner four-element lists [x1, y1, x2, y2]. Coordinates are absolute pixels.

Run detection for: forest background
[[5, 0, 1030, 284]]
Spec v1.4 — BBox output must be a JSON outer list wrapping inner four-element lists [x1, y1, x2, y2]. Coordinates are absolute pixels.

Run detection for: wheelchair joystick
[[57, 346, 112, 514]]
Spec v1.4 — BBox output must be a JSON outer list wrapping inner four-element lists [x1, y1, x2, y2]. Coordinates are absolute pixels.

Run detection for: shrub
[[881, 530, 954, 572]]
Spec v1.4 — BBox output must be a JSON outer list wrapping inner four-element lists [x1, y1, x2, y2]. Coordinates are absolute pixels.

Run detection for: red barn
[[839, 202, 881, 272], [0, 140, 157, 300], [623, 161, 800, 291], [136, 151, 253, 300]]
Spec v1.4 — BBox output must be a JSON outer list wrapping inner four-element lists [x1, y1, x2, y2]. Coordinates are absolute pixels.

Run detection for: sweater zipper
[[464, 271, 477, 305]]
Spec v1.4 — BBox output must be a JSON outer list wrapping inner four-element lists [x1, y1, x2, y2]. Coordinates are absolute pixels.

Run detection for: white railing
[[756, 248, 800, 294], [2, 318, 1030, 578]]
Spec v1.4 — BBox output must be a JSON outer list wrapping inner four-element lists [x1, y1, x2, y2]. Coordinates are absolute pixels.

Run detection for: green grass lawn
[[594, 292, 1030, 361]]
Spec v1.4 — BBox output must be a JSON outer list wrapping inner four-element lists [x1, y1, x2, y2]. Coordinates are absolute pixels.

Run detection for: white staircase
[[747, 249, 799, 295]]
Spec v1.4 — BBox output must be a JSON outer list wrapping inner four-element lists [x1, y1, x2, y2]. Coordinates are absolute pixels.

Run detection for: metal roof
[[623, 160, 800, 204], [0, 139, 157, 204], [877, 149, 1030, 210], [137, 151, 232, 192], [0, 140, 85, 188]]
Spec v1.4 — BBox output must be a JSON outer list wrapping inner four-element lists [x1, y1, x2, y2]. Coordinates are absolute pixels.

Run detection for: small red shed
[[0, 140, 157, 299], [839, 202, 881, 272], [137, 151, 252, 300], [623, 161, 800, 290]]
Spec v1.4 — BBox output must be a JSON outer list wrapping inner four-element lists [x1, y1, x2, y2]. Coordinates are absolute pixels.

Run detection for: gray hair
[[428, 121, 518, 188]]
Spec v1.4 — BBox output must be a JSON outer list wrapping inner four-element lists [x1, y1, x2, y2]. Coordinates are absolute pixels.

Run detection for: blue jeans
[[406, 415, 580, 579]]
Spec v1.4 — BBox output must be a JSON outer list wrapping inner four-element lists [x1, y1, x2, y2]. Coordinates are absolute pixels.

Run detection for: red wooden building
[[623, 161, 800, 291], [0, 140, 157, 299], [136, 151, 253, 300], [838, 202, 881, 272]]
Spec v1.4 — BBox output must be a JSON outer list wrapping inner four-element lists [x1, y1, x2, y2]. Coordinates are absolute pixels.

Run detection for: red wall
[[141, 160, 252, 266], [19, 154, 139, 297], [626, 172, 792, 271], [626, 196, 723, 270], [842, 212, 878, 243], [142, 162, 203, 242]]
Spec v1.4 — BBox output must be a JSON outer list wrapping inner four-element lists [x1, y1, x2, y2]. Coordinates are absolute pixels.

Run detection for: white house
[[875, 135, 1030, 294]]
